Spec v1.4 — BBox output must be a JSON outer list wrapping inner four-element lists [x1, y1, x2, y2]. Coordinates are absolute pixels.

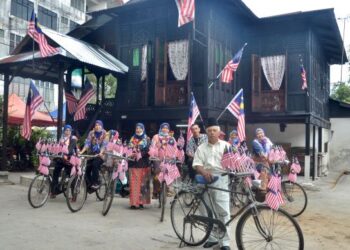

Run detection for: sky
[[123, 0, 350, 83]]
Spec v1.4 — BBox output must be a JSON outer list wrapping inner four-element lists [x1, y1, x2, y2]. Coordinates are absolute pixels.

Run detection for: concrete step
[[0, 171, 14, 185], [20, 174, 36, 187]]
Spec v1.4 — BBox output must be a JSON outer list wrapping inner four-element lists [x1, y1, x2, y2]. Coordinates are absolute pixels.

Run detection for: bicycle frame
[[193, 175, 270, 240]]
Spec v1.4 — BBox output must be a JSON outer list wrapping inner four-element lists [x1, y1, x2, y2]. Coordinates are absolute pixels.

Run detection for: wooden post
[[57, 63, 64, 141], [1, 74, 10, 170], [304, 120, 310, 180], [96, 75, 100, 106], [102, 75, 106, 104], [312, 125, 316, 181]]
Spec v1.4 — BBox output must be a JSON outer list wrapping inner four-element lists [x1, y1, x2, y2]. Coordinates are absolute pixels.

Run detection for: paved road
[[0, 171, 350, 250]]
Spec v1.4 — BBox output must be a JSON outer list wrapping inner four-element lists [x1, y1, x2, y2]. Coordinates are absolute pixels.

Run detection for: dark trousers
[[51, 159, 71, 194], [85, 157, 104, 186], [187, 158, 196, 180]]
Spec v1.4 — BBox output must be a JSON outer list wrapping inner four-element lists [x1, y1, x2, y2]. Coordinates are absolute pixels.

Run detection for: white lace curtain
[[168, 40, 189, 81], [141, 44, 148, 81], [261, 55, 285, 91]]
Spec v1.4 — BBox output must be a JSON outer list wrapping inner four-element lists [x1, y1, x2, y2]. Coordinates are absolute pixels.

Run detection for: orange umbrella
[[8, 93, 56, 126]]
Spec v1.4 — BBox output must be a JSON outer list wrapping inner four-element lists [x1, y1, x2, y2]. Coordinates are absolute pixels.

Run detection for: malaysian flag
[[175, 0, 195, 27], [187, 92, 201, 142], [265, 175, 284, 210], [301, 64, 308, 90], [221, 44, 246, 83], [65, 90, 78, 114], [27, 11, 58, 57], [21, 81, 44, 140], [74, 79, 95, 121], [227, 89, 246, 142]]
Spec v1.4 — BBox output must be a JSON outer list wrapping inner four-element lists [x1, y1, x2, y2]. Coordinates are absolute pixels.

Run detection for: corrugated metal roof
[[0, 28, 128, 75], [42, 28, 128, 74]]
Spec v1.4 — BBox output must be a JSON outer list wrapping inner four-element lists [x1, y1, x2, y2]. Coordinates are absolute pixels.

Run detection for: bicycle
[[170, 171, 304, 249], [65, 155, 107, 213], [28, 154, 69, 208], [101, 152, 130, 216], [150, 156, 182, 222]]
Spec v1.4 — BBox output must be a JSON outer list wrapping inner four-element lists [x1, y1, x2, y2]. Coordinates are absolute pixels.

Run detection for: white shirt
[[193, 139, 231, 174]]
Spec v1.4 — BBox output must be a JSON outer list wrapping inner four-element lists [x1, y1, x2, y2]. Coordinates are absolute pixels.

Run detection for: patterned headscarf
[[134, 123, 146, 139], [159, 122, 170, 137], [130, 122, 148, 149]]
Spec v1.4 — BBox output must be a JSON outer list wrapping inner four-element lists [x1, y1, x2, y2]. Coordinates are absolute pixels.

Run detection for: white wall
[[330, 118, 350, 170], [246, 123, 306, 147]]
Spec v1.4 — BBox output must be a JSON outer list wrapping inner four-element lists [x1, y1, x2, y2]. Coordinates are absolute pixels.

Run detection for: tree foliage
[[331, 82, 350, 104]]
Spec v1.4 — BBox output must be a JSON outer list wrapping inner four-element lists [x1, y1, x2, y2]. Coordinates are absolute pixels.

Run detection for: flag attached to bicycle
[[227, 88, 246, 142], [21, 80, 44, 140], [221, 44, 246, 83], [27, 11, 58, 57], [74, 79, 95, 121], [175, 0, 195, 27], [187, 92, 201, 142]]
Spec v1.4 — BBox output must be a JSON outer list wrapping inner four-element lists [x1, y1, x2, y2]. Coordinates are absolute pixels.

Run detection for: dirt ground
[[0, 169, 349, 250]]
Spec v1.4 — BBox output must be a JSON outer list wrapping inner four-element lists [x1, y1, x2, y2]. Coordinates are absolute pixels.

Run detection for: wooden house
[[73, 0, 346, 179]]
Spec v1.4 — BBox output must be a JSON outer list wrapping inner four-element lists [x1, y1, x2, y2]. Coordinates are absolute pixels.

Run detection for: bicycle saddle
[[195, 175, 219, 185]]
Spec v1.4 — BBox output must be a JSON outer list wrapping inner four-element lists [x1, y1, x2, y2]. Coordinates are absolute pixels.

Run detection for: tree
[[86, 74, 117, 103], [331, 82, 350, 103]]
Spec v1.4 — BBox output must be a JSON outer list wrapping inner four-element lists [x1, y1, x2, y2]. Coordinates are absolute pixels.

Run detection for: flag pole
[[216, 109, 227, 122], [43, 102, 56, 123], [208, 43, 248, 89]]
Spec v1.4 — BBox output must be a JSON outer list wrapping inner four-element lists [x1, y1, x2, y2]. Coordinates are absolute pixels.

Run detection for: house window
[[38, 6, 57, 30], [71, 0, 85, 12], [10, 0, 34, 21], [251, 54, 286, 112], [0, 29, 4, 39], [61, 16, 68, 25], [9, 33, 23, 53], [132, 48, 140, 67]]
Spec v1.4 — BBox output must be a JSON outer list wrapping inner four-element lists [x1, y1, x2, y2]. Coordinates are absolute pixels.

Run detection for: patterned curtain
[[168, 40, 189, 81], [261, 55, 285, 91], [141, 44, 148, 81]]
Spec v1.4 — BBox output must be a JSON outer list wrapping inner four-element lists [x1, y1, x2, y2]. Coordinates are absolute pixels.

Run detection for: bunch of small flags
[[265, 174, 284, 210], [288, 156, 302, 183], [221, 146, 255, 173], [268, 146, 287, 163], [158, 161, 181, 186], [36, 138, 69, 156]]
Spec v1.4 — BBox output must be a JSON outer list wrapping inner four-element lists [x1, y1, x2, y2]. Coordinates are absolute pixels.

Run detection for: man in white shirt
[[193, 118, 231, 250]]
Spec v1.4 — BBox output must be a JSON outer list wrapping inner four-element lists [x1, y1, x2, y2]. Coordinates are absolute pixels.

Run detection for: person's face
[[64, 129, 71, 137], [230, 133, 237, 140], [256, 131, 265, 141], [95, 123, 102, 131], [161, 126, 169, 134], [206, 126, 220, 142], [191, 125, 200, 137], [136, 126, 143, 135]]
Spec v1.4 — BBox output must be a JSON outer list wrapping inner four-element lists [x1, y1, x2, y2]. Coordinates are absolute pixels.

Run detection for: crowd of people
[[48, 118, 275, 250]]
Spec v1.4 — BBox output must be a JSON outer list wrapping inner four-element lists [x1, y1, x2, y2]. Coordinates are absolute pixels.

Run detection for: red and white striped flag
[[301, 64, 308, 90], [175, 0, 195, 27], [27, 11, 58, 58], [74, 80, 95, 121], [265, 175, 284, 210], [21, 81, 44, 140], [165, 144, 177, 158], [221, 44, 246, 83], [65, 90, 78, 114], [187, 92, 201, 142], [227, 89, 246, 142]]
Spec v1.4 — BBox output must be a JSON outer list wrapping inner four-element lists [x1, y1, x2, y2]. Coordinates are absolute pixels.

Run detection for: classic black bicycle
[[65, 155, 107, 213], [28, 155, 69, 208], [170, 171, 304, 249]]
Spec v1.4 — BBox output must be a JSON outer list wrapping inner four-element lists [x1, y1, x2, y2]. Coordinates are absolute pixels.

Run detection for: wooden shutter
[[251, 54, 261, 111]]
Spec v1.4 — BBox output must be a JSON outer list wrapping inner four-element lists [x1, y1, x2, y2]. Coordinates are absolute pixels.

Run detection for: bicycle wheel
[[160, 181, 167, 222], [281, 180, 308, 217], [170, 191, 213, 246], [28, 174, 50, 208], [230, 178, 248, 216], [96, 170, 107, 201], [236, 205, 304, 250], [66, 175, 87, 213], [102, 179, 117, 216]]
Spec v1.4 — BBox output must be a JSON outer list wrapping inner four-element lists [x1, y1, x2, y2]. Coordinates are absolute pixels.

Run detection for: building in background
[[0, 0, 87, 111], [86, 0, 124, 12]]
